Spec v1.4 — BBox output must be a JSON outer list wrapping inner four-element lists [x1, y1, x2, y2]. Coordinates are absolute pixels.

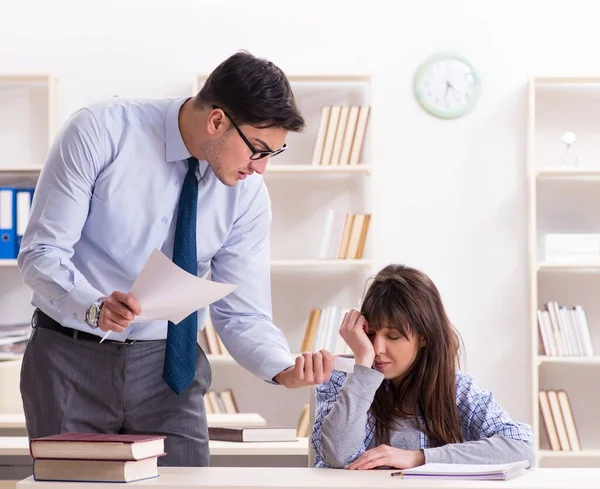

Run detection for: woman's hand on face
[[339, 309, 375, 367]]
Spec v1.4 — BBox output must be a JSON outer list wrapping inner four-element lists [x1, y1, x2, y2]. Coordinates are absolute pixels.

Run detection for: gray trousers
[[20, 326, 212, 466]]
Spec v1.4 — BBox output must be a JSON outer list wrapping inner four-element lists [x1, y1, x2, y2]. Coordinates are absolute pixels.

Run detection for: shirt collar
[[165, 97, 211, 180], [165, 97, 192, 163]]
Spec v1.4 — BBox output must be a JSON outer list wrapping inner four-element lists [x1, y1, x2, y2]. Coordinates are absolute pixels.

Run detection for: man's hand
[[345, 445, 425, 470], [273, 351, 334, 388], [98, 291, 142, 333]]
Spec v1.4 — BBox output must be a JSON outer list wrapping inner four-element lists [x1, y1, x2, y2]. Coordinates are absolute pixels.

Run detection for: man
[[17, 51, 333, 467]]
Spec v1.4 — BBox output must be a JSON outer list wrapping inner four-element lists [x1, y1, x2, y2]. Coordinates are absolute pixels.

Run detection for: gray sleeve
[[320, 365, 384, 467], [424, 434, 536, 467]]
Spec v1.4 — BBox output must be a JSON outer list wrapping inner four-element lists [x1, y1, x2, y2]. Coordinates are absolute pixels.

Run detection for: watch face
[[414, 52, 481, 119], [86, 305, 99, 324]]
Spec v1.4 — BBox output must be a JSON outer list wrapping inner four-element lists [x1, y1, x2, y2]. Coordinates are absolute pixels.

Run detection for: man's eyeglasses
[[212, 105, 287, 161]]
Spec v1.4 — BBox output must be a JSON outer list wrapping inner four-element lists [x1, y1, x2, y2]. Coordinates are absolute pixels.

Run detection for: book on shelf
[[538, 389, 581, 452], [536, 302, 593, 357], [320, 209, 371, 260], [544, 233, 600, 263], [205, 388, 239, 415], [299, 306, 352, 354], [199, 315, 229, 356], [311, 105, 370, 166], [296, 404, 310, 438], [392, 460, 529, 481], [29, 432, 165, 483], [208, 426, 297, 443]]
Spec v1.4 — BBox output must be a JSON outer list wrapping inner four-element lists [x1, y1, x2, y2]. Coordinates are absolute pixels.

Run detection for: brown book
[[330, 106, 349, 165], [206, 391, 222, 413], [355, 214, 371, 259], [557, 390, 581, 451], [321, 106, 341, 165], [300, 309, 320, 352], [311, 106, 331, 166], [538, 390, 560, 451], [345, 214, 365, 259], [203, 318, 220, 355], [208, 427, 297, 442], [29, 432, 165, 461], [33, 457, 159, 483], [337, 214, 355, 259], [220, 388, 239, 414], [547, 390, 571, 450], [348, 106, 370, 165], [297, 404, 310, 438], [339, 106, 360, 165]]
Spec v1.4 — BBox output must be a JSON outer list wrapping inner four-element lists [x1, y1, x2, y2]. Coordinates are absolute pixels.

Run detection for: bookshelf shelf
[[538, 262, 600, 271], [270, 259, 371, 269], [539, 450, 600, 458], [536, 356, 600, 365], [0, 166, 43, 173], [266, 164, 371, 174], [0, 260, 17, 268], [537, 168, 600, 180]]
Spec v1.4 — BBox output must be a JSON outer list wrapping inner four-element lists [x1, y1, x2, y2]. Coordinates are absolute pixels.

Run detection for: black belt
[[33, 309, 138, 345]]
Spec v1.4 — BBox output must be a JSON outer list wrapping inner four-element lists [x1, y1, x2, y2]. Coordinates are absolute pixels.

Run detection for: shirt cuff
[[424, 445, 451, 464], [59, 279, 105, 323], [262, 353, 295, 385]]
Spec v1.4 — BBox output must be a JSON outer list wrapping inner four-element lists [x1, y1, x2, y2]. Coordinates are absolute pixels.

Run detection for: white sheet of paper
[[100, 249, 237, 343]]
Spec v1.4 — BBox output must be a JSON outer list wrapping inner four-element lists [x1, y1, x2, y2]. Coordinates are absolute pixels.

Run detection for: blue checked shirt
[[311, 369, 533, 468]]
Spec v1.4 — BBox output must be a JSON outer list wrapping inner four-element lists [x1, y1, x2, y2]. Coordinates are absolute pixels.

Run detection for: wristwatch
[[85, 297, 108, 329]]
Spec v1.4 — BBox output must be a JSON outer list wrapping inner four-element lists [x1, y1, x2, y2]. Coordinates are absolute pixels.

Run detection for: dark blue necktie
[[162, 156, 199, 395]]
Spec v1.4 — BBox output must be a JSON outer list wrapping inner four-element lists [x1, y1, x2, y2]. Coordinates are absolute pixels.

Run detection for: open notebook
[[392, 460, 530, 481]]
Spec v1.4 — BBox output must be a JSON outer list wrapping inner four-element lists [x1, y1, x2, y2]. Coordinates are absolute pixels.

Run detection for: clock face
[[414, 53, 481, 119]]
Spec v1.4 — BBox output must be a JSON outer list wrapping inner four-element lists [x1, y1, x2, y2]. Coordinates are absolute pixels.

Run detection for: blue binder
[[0, 188, 16, 259], [15, 187, 34, 255]]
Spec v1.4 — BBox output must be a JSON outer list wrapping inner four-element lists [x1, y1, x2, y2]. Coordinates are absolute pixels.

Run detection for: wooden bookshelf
[[528, 77, 600, 466]]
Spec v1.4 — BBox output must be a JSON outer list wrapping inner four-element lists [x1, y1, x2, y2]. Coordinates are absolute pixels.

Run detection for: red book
[[29, 432, 166, 461]]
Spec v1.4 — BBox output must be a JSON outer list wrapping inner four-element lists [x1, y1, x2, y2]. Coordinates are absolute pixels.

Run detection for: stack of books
[[29, 432, 166, 483]]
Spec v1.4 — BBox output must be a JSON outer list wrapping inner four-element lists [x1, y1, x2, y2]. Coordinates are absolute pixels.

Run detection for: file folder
[[15, 188, 34, 255], [0, 188, 15, 259]]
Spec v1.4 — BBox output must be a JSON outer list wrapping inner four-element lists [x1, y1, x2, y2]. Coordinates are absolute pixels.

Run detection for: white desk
[[15, 466, 600, 488], [0, 437, 308, 457], [0, 413, 267, 430]]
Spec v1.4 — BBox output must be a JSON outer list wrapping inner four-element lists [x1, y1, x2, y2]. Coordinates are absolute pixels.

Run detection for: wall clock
[[413, 52, 481, 119]]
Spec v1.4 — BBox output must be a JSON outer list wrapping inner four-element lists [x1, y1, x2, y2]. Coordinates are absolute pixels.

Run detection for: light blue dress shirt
[[17, 96, 294, 381]]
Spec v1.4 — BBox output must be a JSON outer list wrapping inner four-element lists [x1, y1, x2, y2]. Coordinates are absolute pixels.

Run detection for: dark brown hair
[[195, 51, 305, 132], [360, 264, 463, 447]]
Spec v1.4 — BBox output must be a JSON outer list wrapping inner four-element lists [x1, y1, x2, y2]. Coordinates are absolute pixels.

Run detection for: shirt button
[[161, 217, 168, 224], [174, 180, 180, 186]]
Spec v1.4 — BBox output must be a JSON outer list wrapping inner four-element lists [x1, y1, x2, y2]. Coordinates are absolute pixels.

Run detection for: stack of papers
[[394, 460, 530, 481]]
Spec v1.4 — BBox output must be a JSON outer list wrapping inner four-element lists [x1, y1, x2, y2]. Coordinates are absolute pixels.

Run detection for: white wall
[[3, 0, 600, 425]]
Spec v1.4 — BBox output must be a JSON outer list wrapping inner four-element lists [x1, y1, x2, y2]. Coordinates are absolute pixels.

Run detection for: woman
[[311, 264, 535, 470]]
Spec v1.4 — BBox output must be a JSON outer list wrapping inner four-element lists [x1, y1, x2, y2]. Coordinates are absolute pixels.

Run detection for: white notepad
[[393, 460, 530, 481]]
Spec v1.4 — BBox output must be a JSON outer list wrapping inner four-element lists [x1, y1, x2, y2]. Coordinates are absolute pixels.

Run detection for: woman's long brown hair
[[360, 264, 463, 447]]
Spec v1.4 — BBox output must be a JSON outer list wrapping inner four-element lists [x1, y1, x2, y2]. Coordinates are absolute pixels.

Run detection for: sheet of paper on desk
[[100, 249, 237, 343]]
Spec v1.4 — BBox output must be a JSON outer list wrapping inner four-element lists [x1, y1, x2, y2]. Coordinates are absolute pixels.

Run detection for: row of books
[[300, 306, 352, 354], [199, 317, 228, 356], [205, 388, 238, 414], [320, 210, 371, 260], [311, 105, 370, 166], [0, 186, 34, 259], [539, 389, 580, 451], [537, 302, 594, 357]]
